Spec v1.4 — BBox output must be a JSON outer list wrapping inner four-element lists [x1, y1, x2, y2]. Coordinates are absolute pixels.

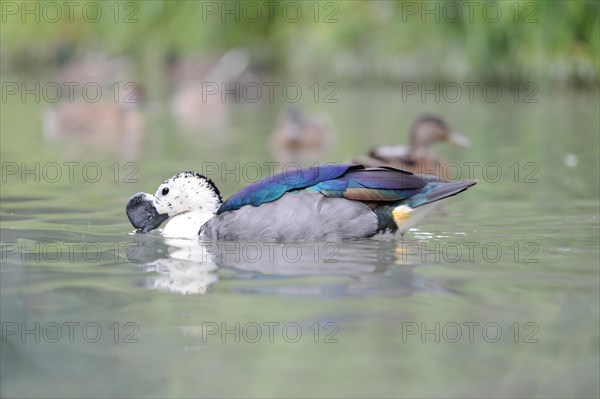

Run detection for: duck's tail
[[389, 179, 476, 233], [408, 179, 478, 208]]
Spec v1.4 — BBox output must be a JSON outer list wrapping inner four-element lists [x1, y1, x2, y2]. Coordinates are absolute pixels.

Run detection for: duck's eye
[[161, 187, 169, 196]]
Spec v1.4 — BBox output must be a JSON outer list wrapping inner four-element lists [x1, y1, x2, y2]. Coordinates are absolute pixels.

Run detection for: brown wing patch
[[343, 188, 405, 201]]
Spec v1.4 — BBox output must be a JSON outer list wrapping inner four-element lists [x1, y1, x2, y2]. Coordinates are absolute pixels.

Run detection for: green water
[[1, 83, 599, 398]]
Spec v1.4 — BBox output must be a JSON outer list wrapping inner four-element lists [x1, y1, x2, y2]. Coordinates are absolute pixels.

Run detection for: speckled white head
[[153, 172, 222, 216], [152, 172, 223, 238]]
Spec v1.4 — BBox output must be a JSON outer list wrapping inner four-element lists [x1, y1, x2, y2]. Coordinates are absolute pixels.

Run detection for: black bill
[[126, 192, 169, 233]]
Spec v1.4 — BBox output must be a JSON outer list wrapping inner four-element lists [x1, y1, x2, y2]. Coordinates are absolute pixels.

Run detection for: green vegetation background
[[1, 0, 598, 87]]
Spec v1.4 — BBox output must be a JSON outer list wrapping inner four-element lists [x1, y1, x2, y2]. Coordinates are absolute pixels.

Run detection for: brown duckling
[[170, 48, 250, 132], [270, 106, 335, 153], [56, 52, 133, 86], [42, 85, 144, 158], [352, 115, 470, 178]]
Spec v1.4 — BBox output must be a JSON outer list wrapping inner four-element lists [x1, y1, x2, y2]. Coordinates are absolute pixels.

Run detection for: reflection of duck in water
[[128, 236, 219, 295], [127, 236, 459, 297], [148, 257, 218, 295], [352, 115, 470, 179], [42, 84, 144, 158]]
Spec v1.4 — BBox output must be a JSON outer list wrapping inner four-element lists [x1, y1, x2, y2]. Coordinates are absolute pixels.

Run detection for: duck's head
[[126, 171, 222, 235], [410, 115, 470, 158]]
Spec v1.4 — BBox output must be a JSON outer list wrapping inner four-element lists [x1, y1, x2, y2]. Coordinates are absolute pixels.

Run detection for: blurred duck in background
[[55, 50, 134, 86], [164, 51, 222, 85], [351, 115, 470, 178], [270, 105, 336, 166], [42, 83, 144, 159], [169, 48, 250, 132]]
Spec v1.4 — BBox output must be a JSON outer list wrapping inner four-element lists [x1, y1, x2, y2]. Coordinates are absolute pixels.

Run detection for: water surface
[[1, 84, 599, 398]]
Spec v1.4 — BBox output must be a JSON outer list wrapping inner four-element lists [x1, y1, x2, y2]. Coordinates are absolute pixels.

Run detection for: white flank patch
[[392, 203, 438, 234]]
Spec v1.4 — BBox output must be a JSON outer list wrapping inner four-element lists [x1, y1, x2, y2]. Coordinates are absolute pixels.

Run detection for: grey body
[[200, 191, 378, 242]]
